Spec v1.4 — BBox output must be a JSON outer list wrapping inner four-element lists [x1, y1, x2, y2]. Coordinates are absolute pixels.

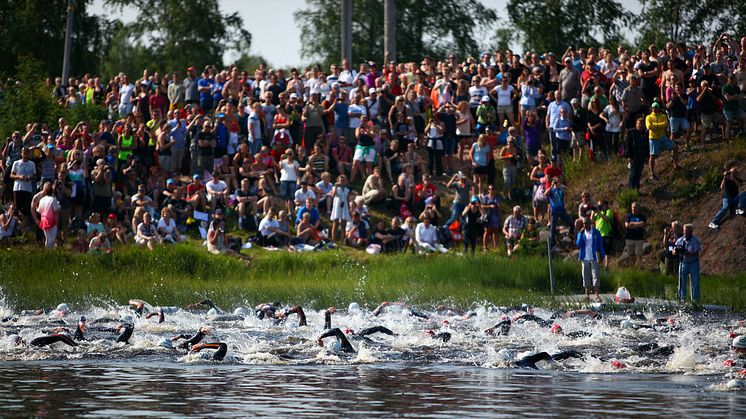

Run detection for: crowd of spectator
[[0, 33, 744, 275]]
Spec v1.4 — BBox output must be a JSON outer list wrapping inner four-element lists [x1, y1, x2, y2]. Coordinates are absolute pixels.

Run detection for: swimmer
[[190, 342, 228, 361], [372, 301, 429, 319], [29, 333, 79, 348], [634, 342, 675, 357], [73, 316, 87, 341], [725, 335, 746, 367], [514, 313, 553, 327], [549, 324, 592, 339], [165, 326, 212, 350], [324, 307, 336, 330], [425, 330, 451, 342], [485, 318, 512, 335], [211, 308, 248, 322], [550, 309, 603, 320], [256, 303, 307, 326], [115, 316, 135, 344], [187, 299, 223, 314], [316, 328, 355, 353], [50, 303, 70, 318], [498, 348, 584, 370]]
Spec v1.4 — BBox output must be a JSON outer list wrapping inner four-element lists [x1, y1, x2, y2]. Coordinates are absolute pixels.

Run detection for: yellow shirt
[[645, 112, 668, 140]]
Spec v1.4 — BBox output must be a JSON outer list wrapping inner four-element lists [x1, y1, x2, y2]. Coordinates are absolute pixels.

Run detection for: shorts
[[624, 239, 644, 256], [581, 260, 601, 289], [496, 105, 513, 116], [555, 139, 571, 154], [700, 113, 719, 128], [475, 123, 494, 135], [669, 117, 690, 135], [159, 155, 173, 173], [353, 146, 376, 163], [724, 108, 744, 121], [473, 165, 488, 175], [649, 136, 675, 156], [280, 180, 296, 201]]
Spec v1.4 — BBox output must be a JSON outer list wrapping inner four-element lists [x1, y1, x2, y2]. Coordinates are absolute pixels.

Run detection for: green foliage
[[0, 0, 112, 77], [102, 0, 251, 75], [294, 0, 497, 66], [506, 0, 633, 54], [0, 57, 107, 142], [615, 188, 639, 213], [635, 0, 730, 47]]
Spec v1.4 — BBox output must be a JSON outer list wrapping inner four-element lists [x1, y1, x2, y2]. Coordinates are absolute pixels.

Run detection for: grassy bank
[[0, 245, 744, 311]]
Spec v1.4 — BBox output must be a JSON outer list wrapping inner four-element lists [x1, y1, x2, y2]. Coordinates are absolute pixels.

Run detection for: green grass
[[0, 245, 743, 311]]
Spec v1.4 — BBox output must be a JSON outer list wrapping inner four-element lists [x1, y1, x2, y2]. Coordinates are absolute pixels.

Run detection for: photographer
[[660, 221, 682, 276], [709, 167, 745, 229], [673, 223, 701, 302]]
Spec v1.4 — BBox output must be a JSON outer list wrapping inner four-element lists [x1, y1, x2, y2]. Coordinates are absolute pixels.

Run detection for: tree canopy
[[294, 0, 497, 66]]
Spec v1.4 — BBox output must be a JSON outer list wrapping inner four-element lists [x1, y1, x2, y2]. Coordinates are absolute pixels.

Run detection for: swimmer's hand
[[316, 338, 323, 347], [326, 307, 337, 314], [190, 343, 205, 353], [199, 326, 212, 334]]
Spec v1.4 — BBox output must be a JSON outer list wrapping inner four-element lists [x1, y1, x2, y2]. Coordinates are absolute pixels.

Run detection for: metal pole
[[384, 0, 396, 63], [547, 232, 555, 295], [61, 0, 76, 88], [341, 0, 352, 64]]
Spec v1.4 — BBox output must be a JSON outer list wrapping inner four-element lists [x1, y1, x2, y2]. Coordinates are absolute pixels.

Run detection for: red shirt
[[187, 183, 204, 198], [415, 182, 437, 202]]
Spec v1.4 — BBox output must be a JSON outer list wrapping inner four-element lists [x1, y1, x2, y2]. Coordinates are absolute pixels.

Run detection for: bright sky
[[91, 0, 642, 68]]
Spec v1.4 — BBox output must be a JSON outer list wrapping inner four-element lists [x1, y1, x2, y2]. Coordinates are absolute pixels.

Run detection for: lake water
[[0, 362, 743, 417]]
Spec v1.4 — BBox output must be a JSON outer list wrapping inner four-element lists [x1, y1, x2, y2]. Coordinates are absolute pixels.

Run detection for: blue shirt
[[576, 227, 605, 262], [555, 118, 572, 141], [334, 103, 350, 129], [168, 119, 187, 149], [296, 206, 320, 225], [548, 187, 565, 211], [547, 100, 571, 129], [675, 235, 701, 264], [198, 78, 213, 102]]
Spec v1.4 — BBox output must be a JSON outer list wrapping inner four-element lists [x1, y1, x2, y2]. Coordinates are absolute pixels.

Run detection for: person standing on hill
[[673, 223, 701, 302], [709, 167, 745, 229], [625, 117, 649, 190], [623, 202, 646, 258], [645, 102, 680, 180]]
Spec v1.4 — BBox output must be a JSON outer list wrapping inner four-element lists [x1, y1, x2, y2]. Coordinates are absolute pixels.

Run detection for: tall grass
[[0, 246, 743, 311]]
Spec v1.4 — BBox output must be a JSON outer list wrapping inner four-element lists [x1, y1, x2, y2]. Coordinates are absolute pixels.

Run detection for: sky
[[90, 0, 642, 68]]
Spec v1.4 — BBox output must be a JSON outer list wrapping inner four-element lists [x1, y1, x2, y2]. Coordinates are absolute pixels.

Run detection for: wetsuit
[[116, 324, 134, 344], [174, 330, 207, 349], [357, 326, 396, 338], [427, 331, 452, 343], [517, 350, 584, 369], [191, 342, 228, 361], [486, 319, 512, 335], [635, 342, 674, 357], [324, 311, 332, 330], [319, 328, 355, 353], [515, 314, 552, 327], [30, 334, 78, 347]]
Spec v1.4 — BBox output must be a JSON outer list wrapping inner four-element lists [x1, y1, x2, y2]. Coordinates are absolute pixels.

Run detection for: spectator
[[414, 212, 446, 253], [36, 182, 61, 249], [498, 136, 520, 200], [623, 202, 647, 258], [673, 223, 701, 302], [502, 205, 527, 256], [625, 116, 649, 190], [330, 174, 351, 242], [361, 167, 386, 205], [646, 102, 680, 179], [544, 177, 574, 248], [135, 211, 160, 250], [157, 207, 183, 243], [660, 221, 682, 276], [469, 134, 490, 193], [575, 217, 605, 302], [345, 211, 368, 248], [709, 167, 746, 229]]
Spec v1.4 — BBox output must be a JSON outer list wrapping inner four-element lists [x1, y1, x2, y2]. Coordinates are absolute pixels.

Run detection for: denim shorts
[[670, 117, 690, 134], [649, 136, 675, 156], [280, 180, 296, 200]]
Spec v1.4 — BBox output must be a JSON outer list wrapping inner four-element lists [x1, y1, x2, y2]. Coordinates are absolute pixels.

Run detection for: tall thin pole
[[384, 0, 396, 63], [341, 0, 352, 64], [62, 0, 76, 87]]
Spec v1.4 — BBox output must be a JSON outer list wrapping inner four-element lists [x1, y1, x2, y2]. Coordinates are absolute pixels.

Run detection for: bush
[[615, 188, 639, 213]]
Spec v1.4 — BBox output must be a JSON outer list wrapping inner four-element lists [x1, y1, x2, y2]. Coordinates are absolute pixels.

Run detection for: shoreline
[[1, 245, 743, 311]]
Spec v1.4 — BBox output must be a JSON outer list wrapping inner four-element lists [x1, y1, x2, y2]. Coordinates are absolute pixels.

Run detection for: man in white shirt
[[206, 176, 229, 211], [294, 180, 317, 208], [118, 75, 135, 117]]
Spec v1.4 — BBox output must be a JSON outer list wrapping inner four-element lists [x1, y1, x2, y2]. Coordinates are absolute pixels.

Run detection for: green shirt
[[722, 84, 741, 112], [593, 209, 613, 237]]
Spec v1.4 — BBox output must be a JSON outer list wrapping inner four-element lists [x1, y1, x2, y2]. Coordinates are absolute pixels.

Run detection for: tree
[[0, 0, 112, 77], [103, 0, 252, 74], [635, 0, 726, 47], [294, 0, 497, 66], [506, 0, 633, 54]]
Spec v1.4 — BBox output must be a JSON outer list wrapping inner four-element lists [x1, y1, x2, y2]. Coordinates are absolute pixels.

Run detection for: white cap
[[497, 348, 514, 361], [368, 87, 377, 94], [348, 302, 360, 312], [481, 95, 490, 103], [733, 335, 746, 349], [289, 93, 299, 99], [56, 303, 69, 313]]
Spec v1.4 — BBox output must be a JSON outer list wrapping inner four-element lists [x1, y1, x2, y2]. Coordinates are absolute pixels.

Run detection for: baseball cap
[[166, 179, 175, 185], [108, 213, 117, 220], [368, 87, 377, 94], [470, 195, 479, 203], [214, 208, 224, 216], [481, 95, 490, 103], [192, 173, 201, 179], [289, 93, 299, 99], [651, 102, 660, 109], [570, 98, 580, 105]]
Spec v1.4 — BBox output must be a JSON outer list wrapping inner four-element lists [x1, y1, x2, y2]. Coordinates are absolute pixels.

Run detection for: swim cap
[[56, 303, 69, 313], [79, 316, 87, 323], [233, 307, 248, 317], [331, 341, 342, 352], [348, 302, 360, 312], [517, 351, 536, 360], [344, 328, 355, 335], [121, 315, 133, 324], [550, 324, 563, 334], [497, 348, 514, 361], [620, 320, 635, 329], [207, 308, 218, 317], [733, 335, 746, 349], [7, 334, 22, 345], [159, 338, 174, 349]]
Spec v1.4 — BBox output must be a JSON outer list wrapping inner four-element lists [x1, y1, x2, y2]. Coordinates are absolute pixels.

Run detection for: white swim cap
[[159, 338, 173, 349], [620, 320, 635, 329], [733, 335, 746, 349], [207, 308, 218, 317], [7, 334, 22, 345], [348, 302, 360, 312], [331, 341, 342, 352], [56, 303, 69, 312], [497, 348, 514, 361], [233, 307, 248, 316]]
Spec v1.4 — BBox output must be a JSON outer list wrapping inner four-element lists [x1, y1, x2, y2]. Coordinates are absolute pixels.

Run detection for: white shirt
[[280, 160, 299, 182], [119, 83, 135, 104], [493, 84, 514, 107], [294, 188, 316, 203], [469, 86, 488, 107], [206, 180, 228, 197], [258, 216, 279, 237], [415, 222, 437, 245], [583, 230, 595, 261], [348, 104, 367, 128], [157, 217, 177, 234]]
